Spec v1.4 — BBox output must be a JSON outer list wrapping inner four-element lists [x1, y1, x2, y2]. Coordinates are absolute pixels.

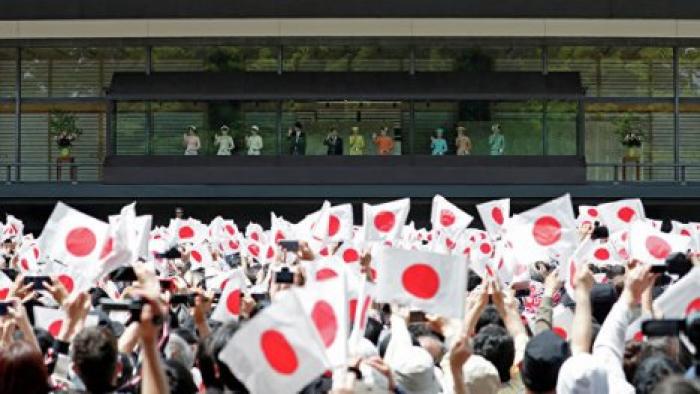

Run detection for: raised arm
[[571, 264, 594, 355]]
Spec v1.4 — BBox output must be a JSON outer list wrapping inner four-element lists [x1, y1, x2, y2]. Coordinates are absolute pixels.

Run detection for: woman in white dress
[[245, 125, 263, 155], [214, 125, 235, 156], [183, 126, 201, 156]]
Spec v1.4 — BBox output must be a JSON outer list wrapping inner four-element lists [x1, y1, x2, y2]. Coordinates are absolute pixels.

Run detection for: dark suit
[[323, 135, 343, 155], [288, 131, 306, 155]]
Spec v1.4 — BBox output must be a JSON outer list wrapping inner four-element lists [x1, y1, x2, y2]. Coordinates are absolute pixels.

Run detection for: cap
[[521, 330, 571, 392], [220, 125, 230, 132], [590, 283, 617, 324], [250, 125, 260, 132], [461, 355, 500, 394], [187, 125, 197, 131], [556, 353, 609, 393]]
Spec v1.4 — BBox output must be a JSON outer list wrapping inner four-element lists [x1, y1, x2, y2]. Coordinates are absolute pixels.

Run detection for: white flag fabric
[[33, 306, 98, 338], [172, 218, 207, 245], [597, 199, 645, 233], [576, 205, 600, 227], [562, 238, 596, 299], [629, 221, 691, 266], [296, 277, 348, 367], [476, 198, 510, 238], [375, 247, 467, 318], [325, 203, 354, 242], [654, 267, 700, 318], [2, 214, 23, 241], [0, 270, 12, 300], [245, 223, 266, 244], [270, 213, 295, 244], [219, 291, 330, 394], [551, 305, 575, 341], [363, 198, 410, 242], [211, 270, 246, 323], [431, 195, 473, 237]]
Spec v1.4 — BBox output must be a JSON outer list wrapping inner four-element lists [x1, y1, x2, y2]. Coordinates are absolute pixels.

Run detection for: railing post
[[681, 165, 687, 185], [5, 165, 11, 185], [613, 164, 619, 184]]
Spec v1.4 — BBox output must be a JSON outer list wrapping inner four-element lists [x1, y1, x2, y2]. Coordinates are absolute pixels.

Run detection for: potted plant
[[614, 114, 643, 159], [50, 112, 82, 158]]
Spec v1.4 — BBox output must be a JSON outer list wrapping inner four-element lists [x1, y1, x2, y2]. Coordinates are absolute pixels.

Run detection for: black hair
[[473, 324, 515, 383], [71, 327, 118, 394], [632, 355, 684, 394], [195, 322, 247, 393], [475, 305, 505, 334], [651, 376, 700, 394], [164, 359, 198, 394]]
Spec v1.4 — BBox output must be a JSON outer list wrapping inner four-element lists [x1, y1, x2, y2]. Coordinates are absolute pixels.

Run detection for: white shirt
[[246, 135, 263, 155]]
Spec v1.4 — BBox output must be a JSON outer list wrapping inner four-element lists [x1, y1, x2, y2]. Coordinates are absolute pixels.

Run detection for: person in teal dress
[[430, 128, 448, 156], [489, 123, 505, 156]]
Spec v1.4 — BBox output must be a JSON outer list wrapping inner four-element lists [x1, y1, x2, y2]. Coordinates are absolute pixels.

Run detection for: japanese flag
[[551, 305, 575, 341], [588, 241, 621, 267], [363, 198, 410, 242], [334, 241, 363, 266], [504, 194, 577, 264], [133, 215, 153, 261], [629, 221, 691, 266], [375, 247, 467, 319], [576, 205, 600, 227], [44, 262, 93, 295], [33, 306, 98, 338], [654, 267, 700, 319], [0, 270, 12, 300], [211, 270, 246, 323], [307, 257, 346, 283], [219, 236, 242, 256], [16, 241, 41, 273], [324, 203, 354, 242], [672, 221, 700, 252], [597, 199, 645, 233], [219, 291, 330, 394], [562, 238, 596, 299], [38, 202, 110, 267], [476, 198, 510, 238], [101, 203, 139, 277], [245, 223, 267, 244], [431, 195, 473, 237], [296, 277, 348, 367], [348, 280, 375, 355], [172, 218, 207, 245], [3, 214, 23, 240], [188, 243, 214, 270], [271, 213, 296, 244]]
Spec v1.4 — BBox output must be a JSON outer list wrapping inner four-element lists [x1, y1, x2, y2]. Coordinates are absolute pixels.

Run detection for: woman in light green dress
[[489, 123, 505, 156]]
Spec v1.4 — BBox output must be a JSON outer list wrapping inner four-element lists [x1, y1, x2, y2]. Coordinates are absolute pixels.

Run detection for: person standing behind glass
[[214, 125, 235, 156], [183, 125, 201, 156], [287, 121, 306, 155], [455, 126, 472, 155], [323, 127, 343, 155], [430, 128, 448, 156], [245, 125, 263, 155], [488, 123, 505, 156], [348, 126, 365, 155], [372, 126, 394, 155]]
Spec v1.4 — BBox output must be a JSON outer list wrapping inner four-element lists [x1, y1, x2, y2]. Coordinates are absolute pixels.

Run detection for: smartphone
[[275, 267, 294, 284], [23, 275, 52, 291], [408, 311, 427, 323], [251, 292, 269, 303], [650, 264, 668, 274], [279, 240, 300, 252], [0, 301, 13, 316], [170, 293, 197, 307], [110, 266, 138, 282]]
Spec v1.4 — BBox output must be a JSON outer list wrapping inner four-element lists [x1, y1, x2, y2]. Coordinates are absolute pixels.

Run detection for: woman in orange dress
[[372, 127, 394, 155]]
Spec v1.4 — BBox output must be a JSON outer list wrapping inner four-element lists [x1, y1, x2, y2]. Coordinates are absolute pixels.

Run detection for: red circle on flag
[[485, 265, 495, 277], [593, 248, 610, 261], [58, 275, 74, 293], [220, 278, 230, 291], [492, 207, 504, 225], [479, 243, 492, 255], [342, 248, 359, 263], [33, 247, 40, 260], [552, 326, 568, 340], [633, 331, 644, 342], [359, 296, 372, 329], [685, 298, 700, 316], [228, 240, 239, 250], [445, 238, 456, 250], [463, 247, 471, 256], [260, 330, 298, 375], [65, 227, 97, 257], [266, 246, 275, 259], [373, 211, 396, 233], [587, 208, 599, 217], [617, 207, 636, 223], [401, 264, 440, 299], [311, 301, 338, 348], [48, 320, 63, 337], [328, 215, 341, 237], [681, 229, 691, 237], [348, 298, 357, 323], [275, 231, 285, 243], [20, 258, 29, 271], [645, 236, 671, 259], [191, 250, 203, 263], [248, 244, 260, 257], [251, 232, 260, 242], [0, 288, 9, 300], [316, 268, 338, 281], [319, 247, 329, 257], [440, 209, 456, 227], [99, 237, 114, 260], [532, 216, 562, 246], [225, 224, 236, 236], [179, 226, 194, 239], [226, 289, 241, 315]]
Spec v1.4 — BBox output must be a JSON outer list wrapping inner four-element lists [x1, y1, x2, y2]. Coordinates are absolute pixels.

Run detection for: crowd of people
[[180, 123, 506, 157], [0, 195, 698, 394]]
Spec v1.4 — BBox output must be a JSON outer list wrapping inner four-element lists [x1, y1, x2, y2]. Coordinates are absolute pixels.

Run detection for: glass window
[[19, 102, 106, 181], [414, 46, 542, 72], [115, 102, 147, 155], [679, 48, 700, 97], [548, 47, 673, 97], [679, 103, 700, 181], [585, 103, 674, 181], [414, 101, 544, 156], [281, 101, 408, 156], [283, 46, 410, 72], [546, 101, 578, 156], [0, 48, 16, 98], [21, 48, 146, 98], [152, 46, 277, 72], [0, 103, 15, 174]]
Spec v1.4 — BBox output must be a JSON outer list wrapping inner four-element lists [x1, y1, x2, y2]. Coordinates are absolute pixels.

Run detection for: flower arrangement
[[614, 114, 644, 148], [50, 112, 82, 157], [621, 132, 643, 148]]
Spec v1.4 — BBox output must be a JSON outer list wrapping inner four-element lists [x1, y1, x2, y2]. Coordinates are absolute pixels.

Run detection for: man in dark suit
[[287, 121, 306, 155], [323, 127, 344, 155]]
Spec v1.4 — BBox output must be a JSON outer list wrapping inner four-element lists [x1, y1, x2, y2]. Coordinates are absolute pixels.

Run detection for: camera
[[98, 297, 163, 325], [642, 311, 700, 369], [275, 267, 294, 284]]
